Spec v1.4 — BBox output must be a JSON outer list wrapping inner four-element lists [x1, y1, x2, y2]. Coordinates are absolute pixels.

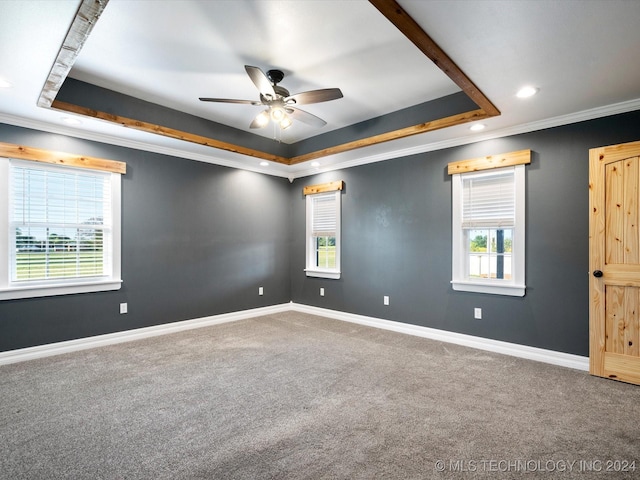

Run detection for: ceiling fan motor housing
[[266, 69, 285, 85], [267, 70, 290, 99], [274, 85, 290, 98]]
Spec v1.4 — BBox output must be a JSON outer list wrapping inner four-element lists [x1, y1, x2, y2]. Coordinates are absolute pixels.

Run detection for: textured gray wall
[[0, 124, 291, 351], [2, 110, 640, 355], [290, 110, 640, 357]]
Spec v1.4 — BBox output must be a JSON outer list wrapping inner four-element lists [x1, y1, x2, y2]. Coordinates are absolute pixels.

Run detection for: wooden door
[[590, 140, 640, 385]]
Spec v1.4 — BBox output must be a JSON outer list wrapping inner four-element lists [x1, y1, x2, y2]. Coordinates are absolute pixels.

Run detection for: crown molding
[[0, 112, 292, 179], [288, 97, 640, 179], [2, 97, 640, 181]]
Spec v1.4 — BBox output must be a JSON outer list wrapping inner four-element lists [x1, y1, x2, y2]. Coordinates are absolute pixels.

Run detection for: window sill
[[451, 280, 525, 297], [0, 279, 122, 301], [305, 269, 341, 280]]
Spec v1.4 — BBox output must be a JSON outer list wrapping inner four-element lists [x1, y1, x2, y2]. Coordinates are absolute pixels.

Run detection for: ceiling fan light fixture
[[270, 106, 286, 122], [255, 110, 270, 127], [201, 66, 343, 133], [280, 116, 292, 130]]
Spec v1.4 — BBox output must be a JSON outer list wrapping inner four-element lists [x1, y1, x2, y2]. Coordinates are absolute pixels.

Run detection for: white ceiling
[[70, 0, 460, 143], [1, 0, 640, 179]]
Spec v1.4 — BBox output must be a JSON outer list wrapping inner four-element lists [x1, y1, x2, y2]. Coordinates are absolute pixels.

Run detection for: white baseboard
[[0, 303, 292, 366], [289, 303, 590, 371], [0, 301, 589, 371]]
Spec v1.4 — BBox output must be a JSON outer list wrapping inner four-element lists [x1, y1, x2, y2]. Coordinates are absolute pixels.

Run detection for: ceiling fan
[[199, 65, 343, 130]]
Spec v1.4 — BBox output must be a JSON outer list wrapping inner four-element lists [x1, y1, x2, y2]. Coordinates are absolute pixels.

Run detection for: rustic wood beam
[[0, 141, 126, 174], [38, 0, 108, 108], [290, 109, 491, 165], [51, 100, 290, 165], [369, 0, 500, 117]]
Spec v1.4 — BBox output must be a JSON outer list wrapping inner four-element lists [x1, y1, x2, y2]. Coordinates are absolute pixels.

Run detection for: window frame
[[449, 150, 530, 297], [0, 143, 125, 300], [304, 181, 343, 280]]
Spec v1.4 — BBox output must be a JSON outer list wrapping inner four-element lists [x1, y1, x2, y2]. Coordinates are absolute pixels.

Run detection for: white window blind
[[452, 164, 526, 296], [10, 161, 112, 282], [305, 188, 341, 280], [461, 169, 515, 229], [311, 193, 337, 237]]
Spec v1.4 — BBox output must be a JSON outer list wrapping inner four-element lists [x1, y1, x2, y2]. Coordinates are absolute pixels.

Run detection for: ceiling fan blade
[[245, 65, 276, 99], [287, 107, 327, 127], [199, 97, 259, 105], [286, 88, 343, 105]]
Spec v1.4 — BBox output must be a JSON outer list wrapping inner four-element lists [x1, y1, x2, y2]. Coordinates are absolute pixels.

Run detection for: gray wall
[[0, 124, 291, 351], [290, 110, 640, 357], [2, 110, 640, 356]]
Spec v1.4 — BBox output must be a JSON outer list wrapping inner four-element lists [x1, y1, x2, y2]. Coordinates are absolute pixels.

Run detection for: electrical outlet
[[320, 287, 325, 297], [120, 303, 128, 314], [259, 286, 264, 296], [474, 307, 482, 319], [384, 295, 390, 306]]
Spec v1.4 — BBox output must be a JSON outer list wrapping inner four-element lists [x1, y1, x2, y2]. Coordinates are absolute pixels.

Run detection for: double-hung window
[[450, 151, 529, 296], [304, 181, 343, 279], [0, 144, 124, 300]]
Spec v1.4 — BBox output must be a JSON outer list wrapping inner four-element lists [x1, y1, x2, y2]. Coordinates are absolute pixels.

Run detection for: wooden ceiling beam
[[37, 0, 108, 108], [289, 109, 491, 165], [368, 0, 500, 117], [51, 100, 290, 165]]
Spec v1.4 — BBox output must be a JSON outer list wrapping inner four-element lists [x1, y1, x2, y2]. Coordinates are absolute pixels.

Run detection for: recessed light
[[260, 161, 269, 167], [61, 117, 82, 125], [469, 124, 486, 132], [311, 161, 320, 168], [516, 86, 539, 98], [0, 78, 13, 88]]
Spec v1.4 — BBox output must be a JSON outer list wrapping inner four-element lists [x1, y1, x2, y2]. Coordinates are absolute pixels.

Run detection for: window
[[0, 144, 124, 300], [304, 181, 343, 279], [449, 151, 529, 296]]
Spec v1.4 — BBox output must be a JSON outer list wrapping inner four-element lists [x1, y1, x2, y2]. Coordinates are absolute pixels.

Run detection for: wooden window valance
[[447, 149, 531, 175], [303, 180, 344, 195], [0, 142, 126, 174]]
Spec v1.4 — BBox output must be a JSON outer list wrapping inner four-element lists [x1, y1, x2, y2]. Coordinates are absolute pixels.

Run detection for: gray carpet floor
[[1, 311, 639, 479]]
